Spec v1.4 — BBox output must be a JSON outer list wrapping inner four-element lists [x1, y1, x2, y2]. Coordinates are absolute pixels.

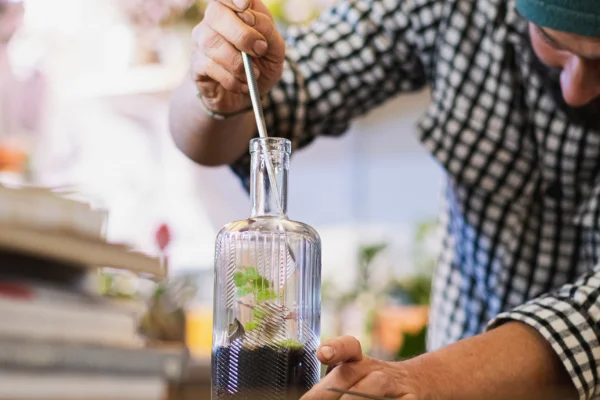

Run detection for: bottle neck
[[250, 148, 289, 218]]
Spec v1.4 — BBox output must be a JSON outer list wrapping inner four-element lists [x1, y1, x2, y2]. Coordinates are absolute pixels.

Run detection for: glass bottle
[[212, 137, 322, 400]]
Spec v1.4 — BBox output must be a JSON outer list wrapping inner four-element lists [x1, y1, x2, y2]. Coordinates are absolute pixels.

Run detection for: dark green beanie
[[515, 0, 600, 38]]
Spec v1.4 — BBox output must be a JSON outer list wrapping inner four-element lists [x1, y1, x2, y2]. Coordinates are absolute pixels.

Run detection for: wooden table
[[168, 358, 211, 400]]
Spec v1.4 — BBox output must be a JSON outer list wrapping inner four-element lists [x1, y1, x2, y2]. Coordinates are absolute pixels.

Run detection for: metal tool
[[241, 52, 269, 140], [326, 387, 397, 400], [241, 52, 296, 263]]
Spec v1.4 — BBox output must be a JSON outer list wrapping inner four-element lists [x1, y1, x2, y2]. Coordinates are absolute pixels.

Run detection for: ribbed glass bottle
[[211, 138, 322, 400]]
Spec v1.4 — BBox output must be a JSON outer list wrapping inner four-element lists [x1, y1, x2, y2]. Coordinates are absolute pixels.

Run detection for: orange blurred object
[[185, 307, 213, 358], [0, 143, 26, 173], [371, 306, 429, 355]]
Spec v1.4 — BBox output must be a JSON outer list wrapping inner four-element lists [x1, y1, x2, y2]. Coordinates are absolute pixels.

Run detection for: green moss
[[276, 339, 304, 350]]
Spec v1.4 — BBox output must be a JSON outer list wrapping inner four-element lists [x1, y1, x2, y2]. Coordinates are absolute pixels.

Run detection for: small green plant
[[233, 266, 277, 332], [234, 266, 276, 300], [231, 266, 304, 351]]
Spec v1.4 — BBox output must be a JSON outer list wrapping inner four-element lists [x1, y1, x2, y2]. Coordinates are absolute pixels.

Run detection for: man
[[169, 0, 600, 398]]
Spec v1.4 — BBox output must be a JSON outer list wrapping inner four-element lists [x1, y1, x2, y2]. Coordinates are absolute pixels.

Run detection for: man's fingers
[[247, 0, 273, 19], [216, 0, 251, 12], [217, 0, 273, 21], [341, 371, 397, 400], [235, 9, 276, 44], [197, 57, 246, 94], [191, 28, 246, 93], [203, 31, 260, 82], [318, 336, 364, 365], [301, 361, 373, 400], [205, 1, 267, 57], [236, 8, 285, 66]]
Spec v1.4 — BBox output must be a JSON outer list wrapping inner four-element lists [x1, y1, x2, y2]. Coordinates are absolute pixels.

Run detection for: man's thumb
[[317, 336, 364, 365]]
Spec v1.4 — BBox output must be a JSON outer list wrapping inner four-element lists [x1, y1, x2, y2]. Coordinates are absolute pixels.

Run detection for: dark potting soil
[[212, 345, 320, 400]]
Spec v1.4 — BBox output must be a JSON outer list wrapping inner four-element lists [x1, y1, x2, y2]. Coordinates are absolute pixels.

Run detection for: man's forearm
[[168, 78, 256, 166], [407, 322, 577, 400]]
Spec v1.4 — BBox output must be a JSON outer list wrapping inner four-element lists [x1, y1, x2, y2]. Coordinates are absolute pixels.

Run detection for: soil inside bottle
[[212, 344, 320, 400]]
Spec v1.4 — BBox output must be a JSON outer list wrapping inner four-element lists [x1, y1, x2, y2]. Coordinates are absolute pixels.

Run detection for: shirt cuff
[[487, 296, 599, 400]]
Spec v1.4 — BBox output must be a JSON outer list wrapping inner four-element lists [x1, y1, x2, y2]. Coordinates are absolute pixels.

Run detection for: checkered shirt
[[228, 0, 600, 398]]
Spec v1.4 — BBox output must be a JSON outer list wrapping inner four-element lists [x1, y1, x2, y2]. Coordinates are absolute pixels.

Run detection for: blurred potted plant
[[138, 222, 200, 344], [321, 243, 389, 353], [387, 220, 437, 306], [98, 221, 198, 345], [138, 273, 198, 343], [376, 219, 438, 360]]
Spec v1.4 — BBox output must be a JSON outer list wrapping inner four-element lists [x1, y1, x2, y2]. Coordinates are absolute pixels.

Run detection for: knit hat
[[515, 0, 600, 38]]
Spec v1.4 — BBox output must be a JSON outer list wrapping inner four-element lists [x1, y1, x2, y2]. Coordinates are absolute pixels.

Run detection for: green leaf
[[253, 276, 271, 289], [245, 321, 259, 331], [234, 265, 276, 302], [233, 272, 246, 287], [253, 308, 267, 320], [244, 267, 260, 281], [256, 289, 276, 302]]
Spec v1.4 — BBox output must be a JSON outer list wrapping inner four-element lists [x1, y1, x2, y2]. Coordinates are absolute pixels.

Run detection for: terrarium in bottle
[[212, 137, 322, 400]]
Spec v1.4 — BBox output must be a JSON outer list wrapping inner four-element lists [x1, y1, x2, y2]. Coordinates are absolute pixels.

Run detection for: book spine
[[0, 340, 187, 382], [0, 186, 106, 239], [0, 298, 140, 347], [0, 371, 166, 400]]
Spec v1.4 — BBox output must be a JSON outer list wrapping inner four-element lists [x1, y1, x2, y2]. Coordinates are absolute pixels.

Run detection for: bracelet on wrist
[[196, 92, 254, 121]]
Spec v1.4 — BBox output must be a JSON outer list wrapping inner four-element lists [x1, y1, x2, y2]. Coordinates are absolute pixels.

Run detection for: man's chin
[[526, 35, 600, 131], [531, 60, 600, 130]]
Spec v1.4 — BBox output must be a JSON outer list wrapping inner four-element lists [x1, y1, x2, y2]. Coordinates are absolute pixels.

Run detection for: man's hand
[[191, 0, 286, 114], [303, 323, 577, 400], [301, 336, 428, 400]]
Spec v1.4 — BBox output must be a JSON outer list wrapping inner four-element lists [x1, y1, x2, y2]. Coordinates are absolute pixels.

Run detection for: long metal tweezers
[[326, 386, 397, 400]]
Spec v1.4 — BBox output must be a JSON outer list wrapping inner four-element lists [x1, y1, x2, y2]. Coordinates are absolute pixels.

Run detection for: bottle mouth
[[250, 138, 292, 155]]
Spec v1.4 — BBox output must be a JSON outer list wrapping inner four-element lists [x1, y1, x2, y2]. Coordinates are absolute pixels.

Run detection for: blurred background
[[1, 0, 443, 363]]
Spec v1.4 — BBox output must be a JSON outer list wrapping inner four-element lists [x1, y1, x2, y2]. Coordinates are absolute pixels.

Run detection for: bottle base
[[212, 344, 320, 400]]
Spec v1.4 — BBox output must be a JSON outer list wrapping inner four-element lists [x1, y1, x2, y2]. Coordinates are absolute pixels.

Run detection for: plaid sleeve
[[487, 271, 600, 400], [230, 0, 443, 190]]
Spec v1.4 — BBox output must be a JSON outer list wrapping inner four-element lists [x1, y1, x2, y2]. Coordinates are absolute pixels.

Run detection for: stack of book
[[0, 185, 189, 400]]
